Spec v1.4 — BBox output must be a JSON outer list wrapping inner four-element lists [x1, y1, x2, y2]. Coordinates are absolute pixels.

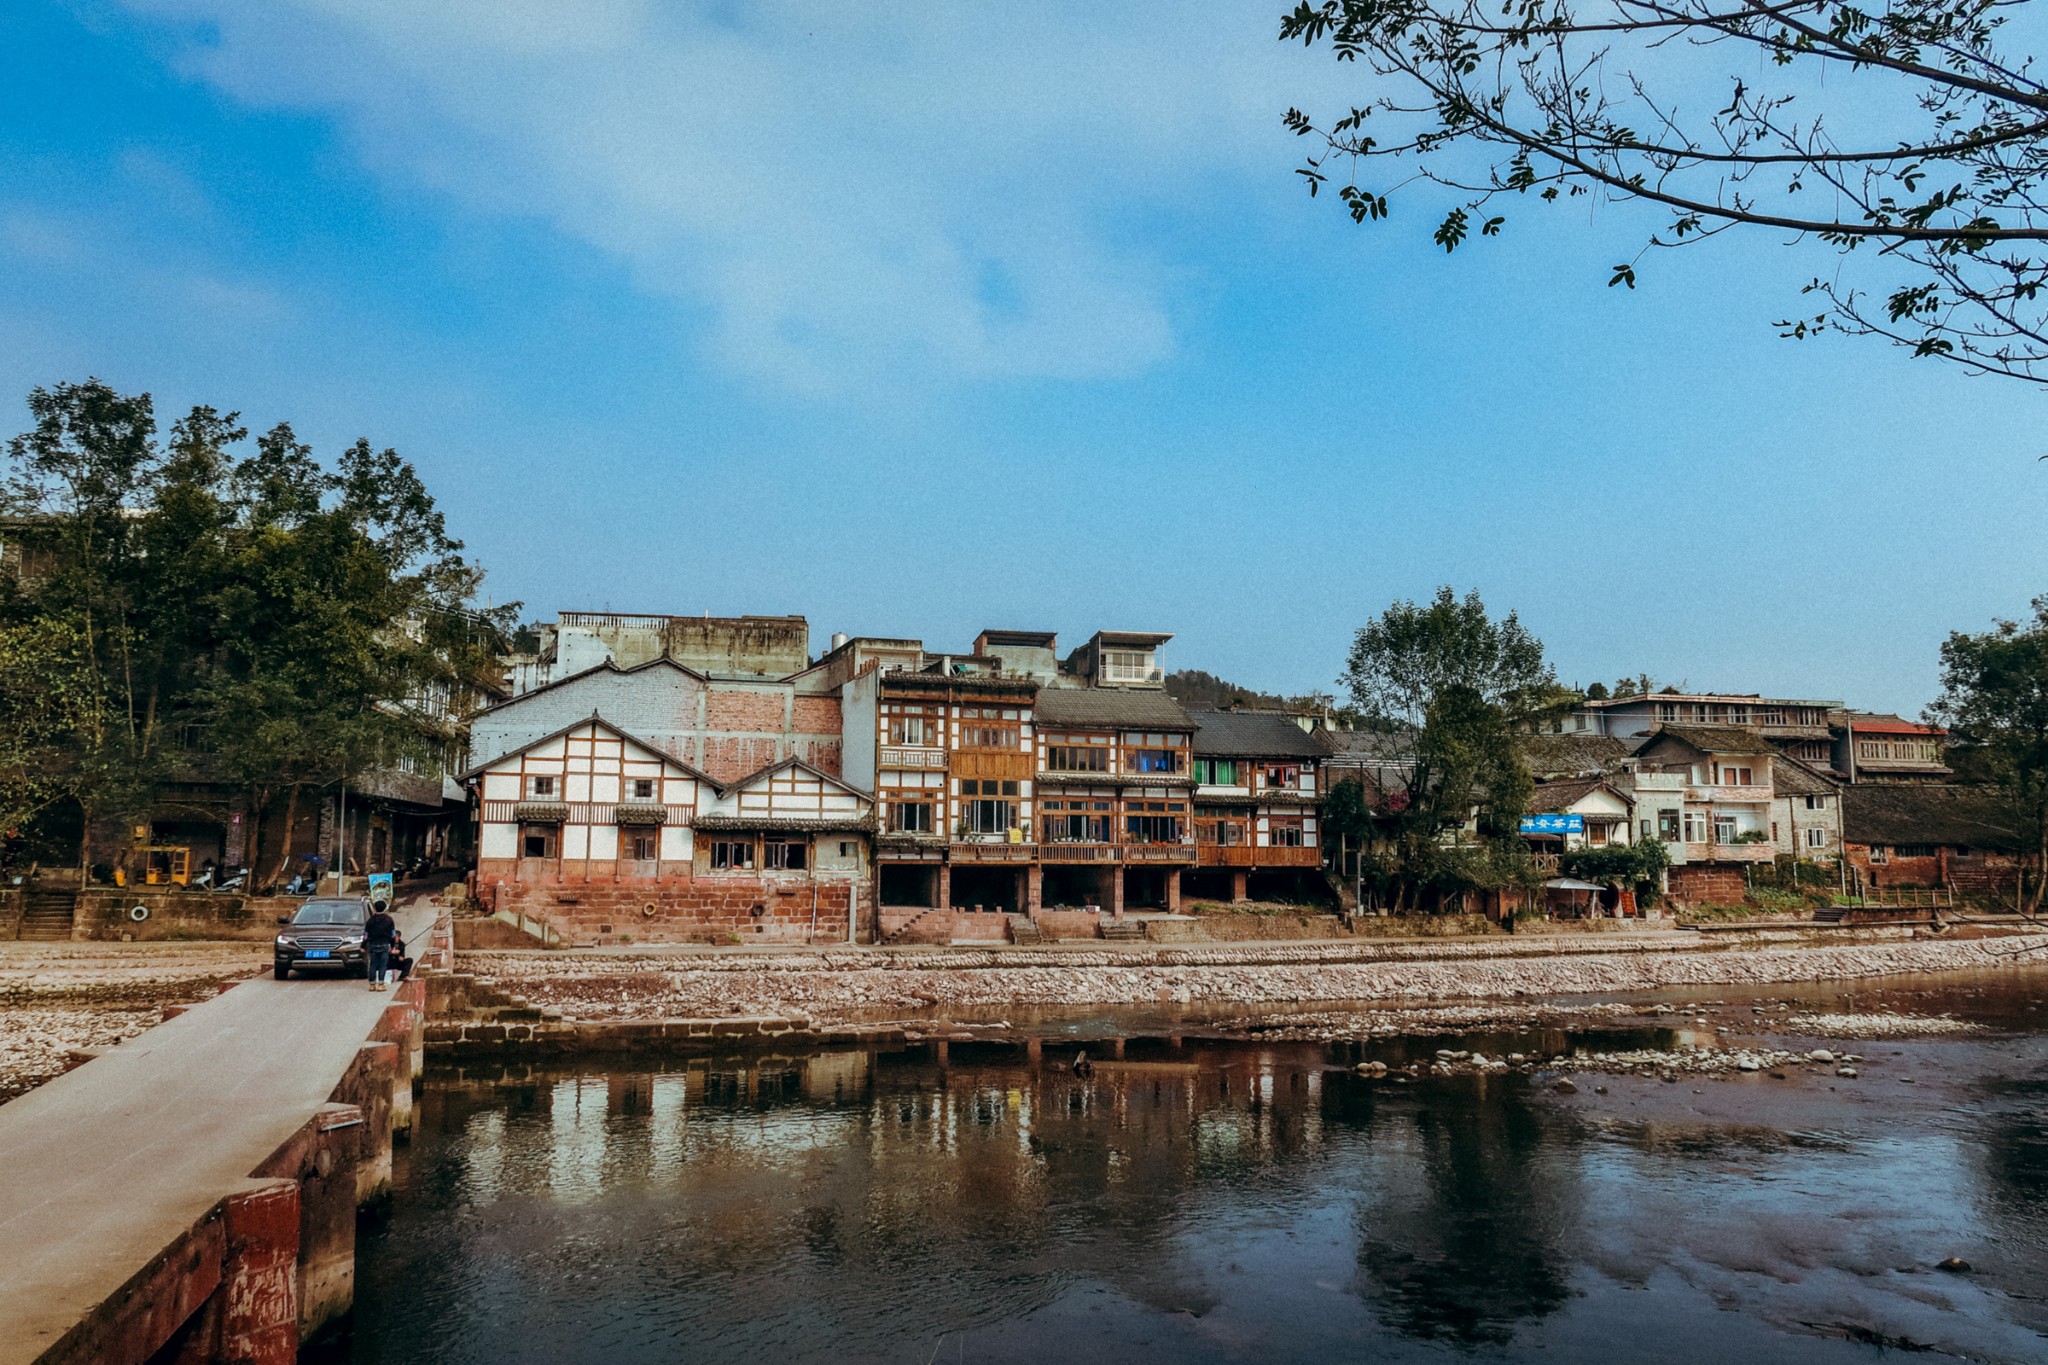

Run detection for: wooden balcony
[[1039, 842, 1120, 863], [1194, 844, 1320, 869], [1124, 843, 1196, 864], [950, 841, 1036, 863]]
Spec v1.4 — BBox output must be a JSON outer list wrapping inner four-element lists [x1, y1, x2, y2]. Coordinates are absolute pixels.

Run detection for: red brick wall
[[1667, 863, 1746, 905], [706, 688, 786, 734], [480, 870, 867, 945]]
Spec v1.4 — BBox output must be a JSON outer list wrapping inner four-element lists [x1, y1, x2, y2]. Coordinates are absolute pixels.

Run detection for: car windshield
[[292, 899, 366, 927]]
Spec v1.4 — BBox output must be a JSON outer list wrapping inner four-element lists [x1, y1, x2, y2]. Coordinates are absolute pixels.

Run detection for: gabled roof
[[460, 713, 720, 786], [1841, 783, 2019, 851], [1770, 755, 1840, 797], [1531, 775, 1630, 812], [1033, 687, 1191, 730], [1186, 708, 1325, 758], [474, 656, 706, 716], [716, 754, 874, 802], [1637, 724, 1779, 758]]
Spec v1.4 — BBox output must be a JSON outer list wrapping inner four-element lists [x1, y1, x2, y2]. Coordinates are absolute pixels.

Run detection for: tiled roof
[[1531, 775, 1624, 811], [1770, 755, 1839, 796], [1841, 784, 2018, 850], [1642, 725, 1780, 757], [1032, 687, 1192, 730], [1186, 708, 1327, 758], [1851, 712, 1946, 736], [1518, 733, 1632, 778], [1318, 728, 1420, 762]]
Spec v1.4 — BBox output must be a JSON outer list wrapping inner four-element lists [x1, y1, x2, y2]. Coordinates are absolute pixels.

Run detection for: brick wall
[[1667, 863, 1747, 906]]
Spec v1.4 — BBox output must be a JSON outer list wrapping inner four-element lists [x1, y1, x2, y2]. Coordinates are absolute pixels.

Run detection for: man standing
[[364, 901, 397, 991]]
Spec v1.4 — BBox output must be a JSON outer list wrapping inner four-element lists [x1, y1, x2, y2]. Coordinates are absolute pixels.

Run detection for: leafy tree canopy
[[1280, 0, 2048, 383], [1929, 596, 2048, 910]]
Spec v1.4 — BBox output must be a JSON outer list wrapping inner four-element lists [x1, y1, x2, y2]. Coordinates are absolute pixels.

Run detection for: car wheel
[[273, 963, 291, 981]]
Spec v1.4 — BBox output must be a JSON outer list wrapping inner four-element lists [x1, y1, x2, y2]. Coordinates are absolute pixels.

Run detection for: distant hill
[[1164, 669, 1314, 712]]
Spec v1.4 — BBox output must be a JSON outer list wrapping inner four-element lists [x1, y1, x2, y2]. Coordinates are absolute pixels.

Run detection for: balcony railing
[[1194, 844, 1320, 868], [950, 842, 1036, 863], [1039, 842, 1120, 863]]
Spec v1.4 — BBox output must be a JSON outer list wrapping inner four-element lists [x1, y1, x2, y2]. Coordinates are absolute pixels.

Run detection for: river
[[333, 971, 2048, 1362]]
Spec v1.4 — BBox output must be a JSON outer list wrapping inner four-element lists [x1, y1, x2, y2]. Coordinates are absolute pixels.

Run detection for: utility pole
[[335, 779, 348, 895]]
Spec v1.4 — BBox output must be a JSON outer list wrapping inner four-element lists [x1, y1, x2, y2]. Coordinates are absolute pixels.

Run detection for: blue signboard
[[367, 871, 395, 907], [1519, 813, 1584, 835]]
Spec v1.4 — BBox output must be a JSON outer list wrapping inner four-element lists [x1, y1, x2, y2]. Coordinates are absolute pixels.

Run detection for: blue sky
[[1, 0, 2041, 715]]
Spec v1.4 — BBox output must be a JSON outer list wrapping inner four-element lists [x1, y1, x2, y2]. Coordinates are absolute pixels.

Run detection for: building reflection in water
[[355, 1018, 2048, 1365]]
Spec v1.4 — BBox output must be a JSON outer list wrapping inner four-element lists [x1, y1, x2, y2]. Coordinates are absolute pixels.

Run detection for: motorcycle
[[182, 865, 249, 894]]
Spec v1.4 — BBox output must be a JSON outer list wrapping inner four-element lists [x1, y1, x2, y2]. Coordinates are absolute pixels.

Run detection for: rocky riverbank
[[0, 942, 266, 1102], [462, 929, 2048, 1024]]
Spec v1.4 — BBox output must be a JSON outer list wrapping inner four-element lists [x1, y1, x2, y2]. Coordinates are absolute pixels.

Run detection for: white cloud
[[118, 0, 1330, 392]]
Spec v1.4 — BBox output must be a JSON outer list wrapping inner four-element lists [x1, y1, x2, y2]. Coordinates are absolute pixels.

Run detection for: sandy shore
[[461, 927, 2048, 1023]]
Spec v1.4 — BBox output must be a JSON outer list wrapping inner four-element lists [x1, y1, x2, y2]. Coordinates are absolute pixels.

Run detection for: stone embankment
[[460, 928, 2048, 1024]]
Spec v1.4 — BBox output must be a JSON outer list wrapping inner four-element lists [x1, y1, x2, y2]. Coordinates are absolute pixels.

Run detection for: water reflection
[[342, 1008, 2048, 1365]]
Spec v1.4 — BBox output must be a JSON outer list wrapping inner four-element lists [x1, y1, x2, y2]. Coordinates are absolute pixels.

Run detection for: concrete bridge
[[0, 902, 444, 1364]]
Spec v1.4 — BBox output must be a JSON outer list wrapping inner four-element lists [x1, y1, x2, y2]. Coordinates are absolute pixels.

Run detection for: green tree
[[1929, 598, 2048, 911], [1280, 0, 2048, 382], [0, 619, 97, 854], [3, 379, 512, 882], [1341, 587, 1560, 910]]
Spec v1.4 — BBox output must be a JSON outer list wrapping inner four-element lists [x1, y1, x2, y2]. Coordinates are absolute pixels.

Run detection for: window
[[1124, 814, 1182, 844], [1045, 811, 1110, 842], [1895, 844, 1938, 859], [1657, 810, 1681, 842], [527, 775, 556, 797], [622, 831, 658, 861], [1588, 822, 1610, 846], [1804, 794, 1824, 810], [1805, 827, 1829, 849], [1265, 764, 1301, 789], [1713, 815, 1738, 844], [965, 799, 1016, 834], [1197, 818, 1246, 846], [711, 840, 754, 870], [961, 724, 1018, 749], [627, 778, 656, 800], [1128, 749, 1182, 774], [1267, 819, 1305, 847], [1640, 818, 1654, 840], [519, 825, 557, 859], [1869, 846, 1890, 864], [1046, 745, 1109, 772], [889, 801, 934, 834], [960, 779, 1020, 797], [1682, 811, 1710, 844], [1717, 765, 1754, 786], [764, 841, 807, 871], [1192, 758, 1238, 785], [889, 715, 928, 746], [1102, 649, 1152, 682]]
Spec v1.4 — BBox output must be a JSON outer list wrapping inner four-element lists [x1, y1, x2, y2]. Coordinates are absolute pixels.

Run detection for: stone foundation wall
[[483, 875, 865, 947], [75, 889, 304, 941]]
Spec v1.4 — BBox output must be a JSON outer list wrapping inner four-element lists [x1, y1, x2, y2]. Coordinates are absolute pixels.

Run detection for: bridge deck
[[0, 902, 435, 1365]]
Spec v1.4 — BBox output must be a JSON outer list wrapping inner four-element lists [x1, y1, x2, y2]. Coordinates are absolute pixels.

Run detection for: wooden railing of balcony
[[1194, 844, 1320, 868]]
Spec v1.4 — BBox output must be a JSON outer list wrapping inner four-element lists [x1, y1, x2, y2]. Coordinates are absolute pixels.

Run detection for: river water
[[337, 973, 2048, 1363]]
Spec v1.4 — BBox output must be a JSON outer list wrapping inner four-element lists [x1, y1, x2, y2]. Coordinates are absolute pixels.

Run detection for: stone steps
[[1098, 919, 1147, 942], [1006, 915, 1044, 946], [17, 891, 77, 941]]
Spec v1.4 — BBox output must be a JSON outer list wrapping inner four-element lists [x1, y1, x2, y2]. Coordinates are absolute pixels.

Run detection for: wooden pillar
[[1026, 865, 1043, 917], [1111, 867, 1125, 918], [1230, 869, 1248, 903]]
